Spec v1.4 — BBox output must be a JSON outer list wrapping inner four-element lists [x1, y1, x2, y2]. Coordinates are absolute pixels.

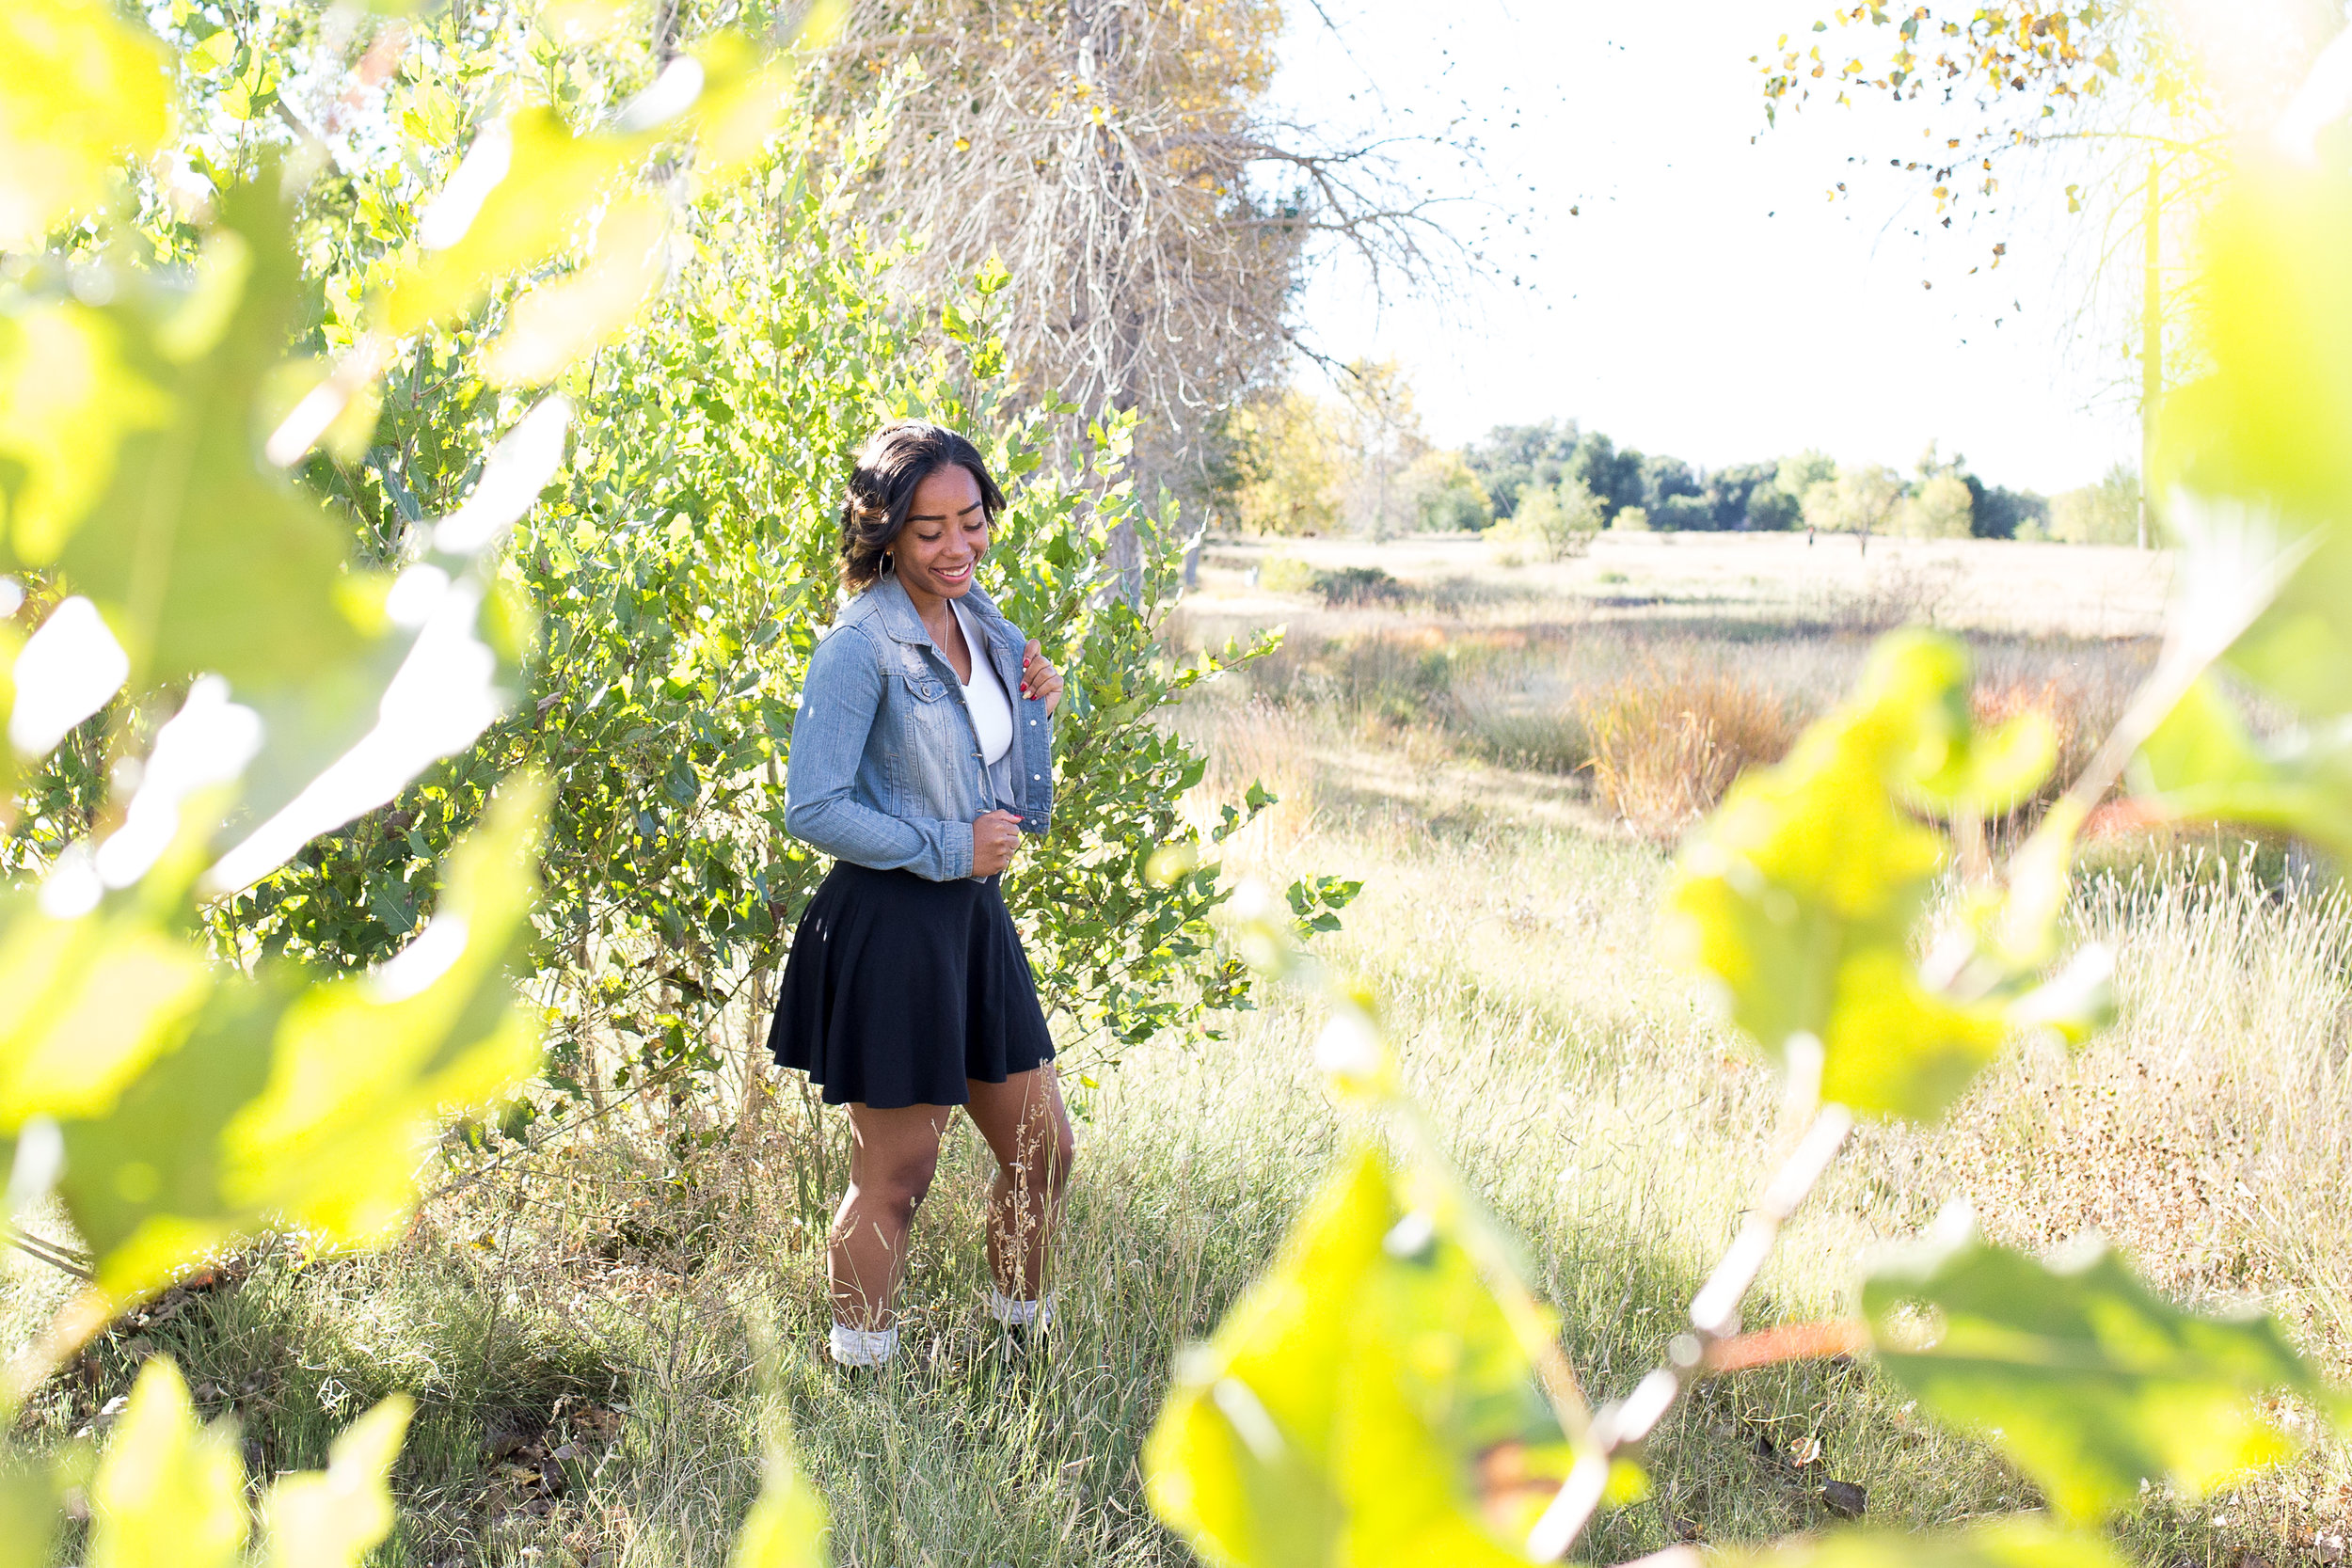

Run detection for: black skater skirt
[[768, 861, 1057, 1108]]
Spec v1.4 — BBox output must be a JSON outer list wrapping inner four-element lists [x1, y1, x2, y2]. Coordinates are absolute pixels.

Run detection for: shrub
[[1422, 483, 1494, 533], [1578, 663, 1796, 830], [1502, 477, 1604, 559], [1611, 504, 1652, 532], [1403, 448, 1493, 532], [1971, 673, 2102, 815], [1312, 565, 1409, 607], [1745, 484, 1803, 531], [1898, 471, 1977, 539], [1258, 553, 1319, 594], [1650, 494, 1717, 531], [1453, 698, 1592, 774], [2050, 464, 2141, 544], [1973, 483, 2048, 539]]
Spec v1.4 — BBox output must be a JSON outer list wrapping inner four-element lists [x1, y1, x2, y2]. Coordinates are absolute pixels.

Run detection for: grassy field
[[10, 531, 2349, 1567]]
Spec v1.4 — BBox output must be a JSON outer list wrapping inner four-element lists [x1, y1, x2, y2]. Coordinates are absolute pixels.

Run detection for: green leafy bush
[[99, 0, 1303, 1104]]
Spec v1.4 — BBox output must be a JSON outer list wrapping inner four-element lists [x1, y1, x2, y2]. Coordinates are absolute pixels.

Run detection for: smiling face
[[892, 463, 990, 603]]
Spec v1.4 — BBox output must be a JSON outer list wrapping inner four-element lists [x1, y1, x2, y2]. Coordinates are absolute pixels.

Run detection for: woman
[[771, 420, 1073, 1370]]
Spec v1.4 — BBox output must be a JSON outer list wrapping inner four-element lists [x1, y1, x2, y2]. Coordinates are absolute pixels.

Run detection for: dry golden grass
[[1579, 661, 1799, 832], [1971, 673, 2101, 810]]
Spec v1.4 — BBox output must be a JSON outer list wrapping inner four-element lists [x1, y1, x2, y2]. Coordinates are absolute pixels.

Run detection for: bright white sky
[[1270, 0, 2146, 495]]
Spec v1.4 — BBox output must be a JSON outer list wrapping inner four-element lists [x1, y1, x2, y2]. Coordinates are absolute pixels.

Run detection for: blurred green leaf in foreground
[[0, 0, 171, 251], [77, 1355, 407, 1568], [1663, 629, 2097, 1122], [1146, 1145, 1573, 1566], [48, 777, 546, 1307], [1865, 1207, 2346, 1521]]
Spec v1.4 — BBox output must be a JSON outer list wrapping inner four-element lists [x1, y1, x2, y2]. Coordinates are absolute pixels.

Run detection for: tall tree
[[2047, 464, 2141, 544], [1702, 459, 1785, 531], [1638, 451, 1700, 512], [1758, 3, 2219, 251], [1966, 476, 2049, 539], [805, 0, 1458, 524], [1899, 472, 1978, 539], [1222, 387, 1343, 534], [1333, 357, 1427, 538], [1570, 432, 1645, 521], [1463, 420, 1581, 517], [1803, 462, 1905, 555]]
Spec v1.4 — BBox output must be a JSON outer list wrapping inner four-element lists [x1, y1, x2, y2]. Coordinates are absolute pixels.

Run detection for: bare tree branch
[[800, 0, 1471, 516]]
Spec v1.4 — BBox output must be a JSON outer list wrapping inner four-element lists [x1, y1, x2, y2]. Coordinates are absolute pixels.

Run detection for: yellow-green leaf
[[262, 1395, 413, 1568], [0, 0, 173, 249], [183, 28, 233, 74], [56, 779, 548, 1301], [2162, 166, 2352, 719], [2133, 674, 2352, 862], [730, 1394, 831, 1568], [1814, 945, 2009, 1119], [47, 176, 369, 688], [87, 1360, 246, 1568], [1864, 1211, 2344, 1519], [0, 622, 19, 823], [1916, 707, 2058, 817], [0, 1456, 58, 1568], [690, 33, 796, 185], [226, 777, 547, 1238], [385, 109, 652, 336], [1144, 1147, 1569, 1567], [0, 898, 210, 1129], [258, 356, 381, 467], [0, 298, 172, 570], [1664, 631, 2015, 1119], [481, 195, 667, 387]]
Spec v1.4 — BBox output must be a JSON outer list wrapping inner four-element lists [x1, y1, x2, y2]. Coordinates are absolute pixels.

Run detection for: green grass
[[8, 607, 2346, 1566]]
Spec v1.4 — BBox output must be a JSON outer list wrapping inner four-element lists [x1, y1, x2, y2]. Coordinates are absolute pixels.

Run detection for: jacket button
[[1032, 773, 1041, 781]]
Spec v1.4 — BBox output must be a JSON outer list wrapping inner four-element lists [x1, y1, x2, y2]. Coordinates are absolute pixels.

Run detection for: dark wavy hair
[[838, 420, 1007, 592]]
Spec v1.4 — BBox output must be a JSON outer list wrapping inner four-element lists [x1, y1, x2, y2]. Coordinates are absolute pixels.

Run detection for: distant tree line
[[1460, 421, 2075, 544], [1216, 376, 2147, 548]]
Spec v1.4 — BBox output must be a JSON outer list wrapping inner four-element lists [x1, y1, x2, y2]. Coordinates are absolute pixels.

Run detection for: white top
[[952, 598, 1013, 765]]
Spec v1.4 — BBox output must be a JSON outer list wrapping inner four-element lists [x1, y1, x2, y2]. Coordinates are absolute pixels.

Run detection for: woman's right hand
[[972, 809, 1023, 877]]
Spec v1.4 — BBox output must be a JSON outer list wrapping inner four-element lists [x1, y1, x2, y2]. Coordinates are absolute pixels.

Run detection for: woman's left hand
[[1020, 641, 1064, 715]]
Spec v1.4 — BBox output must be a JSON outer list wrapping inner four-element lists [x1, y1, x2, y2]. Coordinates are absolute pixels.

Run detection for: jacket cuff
[[953, 821, 976, 879]]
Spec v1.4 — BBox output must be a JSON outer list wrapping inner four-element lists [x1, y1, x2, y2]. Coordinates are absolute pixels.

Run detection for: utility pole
[[2139, 153, 2159, 550]]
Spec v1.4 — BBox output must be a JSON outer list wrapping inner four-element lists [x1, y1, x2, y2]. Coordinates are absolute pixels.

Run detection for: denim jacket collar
[[861, 573, 1009, 656]]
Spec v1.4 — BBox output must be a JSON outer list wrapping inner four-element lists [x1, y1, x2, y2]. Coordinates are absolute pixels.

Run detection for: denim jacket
[[783, 575, 1055, 881]]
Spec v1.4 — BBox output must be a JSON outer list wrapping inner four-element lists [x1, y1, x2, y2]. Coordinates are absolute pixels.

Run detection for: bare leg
[[830, 1103, 952, 1331], [963, 1067, 1075, 1301]]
